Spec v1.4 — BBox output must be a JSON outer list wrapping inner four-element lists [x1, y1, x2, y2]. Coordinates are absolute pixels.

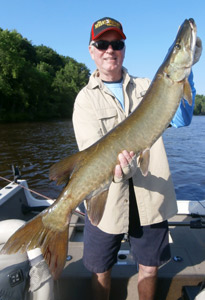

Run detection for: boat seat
[[182, 284, 205, 300], [0, 219, 54, 300]]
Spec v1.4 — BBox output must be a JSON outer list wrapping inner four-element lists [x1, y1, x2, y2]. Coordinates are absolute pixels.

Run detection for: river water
[[0, 116, 204, 201]]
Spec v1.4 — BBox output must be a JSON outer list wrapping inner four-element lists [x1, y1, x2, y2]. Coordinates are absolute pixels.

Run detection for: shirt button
[[125, 199, 128, 203]]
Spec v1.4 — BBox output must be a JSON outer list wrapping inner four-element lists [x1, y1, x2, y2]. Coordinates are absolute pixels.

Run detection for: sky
[[0, 0, 204, 95]]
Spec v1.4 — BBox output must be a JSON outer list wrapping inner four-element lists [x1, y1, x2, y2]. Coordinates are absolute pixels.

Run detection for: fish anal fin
[[0, 212, 70, 280], [49, 151, 84, 185], [138, 149, 150, 177], [183, 78, 192, 106], [86, 189, 109, 226]]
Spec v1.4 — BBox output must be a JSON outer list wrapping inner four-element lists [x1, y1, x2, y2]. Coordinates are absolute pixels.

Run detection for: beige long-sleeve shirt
[[72, 67, 177, 233]]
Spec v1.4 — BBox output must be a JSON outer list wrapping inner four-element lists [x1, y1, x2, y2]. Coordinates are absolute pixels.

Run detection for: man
[[72, 17, 202, 300]]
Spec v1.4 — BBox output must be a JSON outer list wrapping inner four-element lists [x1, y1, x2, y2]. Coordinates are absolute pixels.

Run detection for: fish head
[[162, 18, 197, 82]]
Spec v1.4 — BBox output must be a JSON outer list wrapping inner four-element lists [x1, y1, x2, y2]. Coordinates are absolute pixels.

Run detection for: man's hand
[[193, 37, 202, 65], [114, 150, 136, 183]]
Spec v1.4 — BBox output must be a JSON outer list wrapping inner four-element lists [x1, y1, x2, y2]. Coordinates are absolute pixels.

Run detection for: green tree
[[35, 45, 64, 74], [0, 29, 37, 120], [0, 27, 90, 122], [194, 94, 205, 115], [52, 58, 90, 117]]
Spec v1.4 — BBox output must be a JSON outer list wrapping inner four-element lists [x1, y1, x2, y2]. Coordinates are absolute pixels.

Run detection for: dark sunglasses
[[91, 40, 125, 51]]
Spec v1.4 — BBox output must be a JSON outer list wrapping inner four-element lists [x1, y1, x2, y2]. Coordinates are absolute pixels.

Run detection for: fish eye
[[175, 43, 181, 50]]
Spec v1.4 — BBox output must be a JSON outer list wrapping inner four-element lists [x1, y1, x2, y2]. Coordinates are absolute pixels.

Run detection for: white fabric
[[0, 220, 54, 300], [195, 288, 205, 300]]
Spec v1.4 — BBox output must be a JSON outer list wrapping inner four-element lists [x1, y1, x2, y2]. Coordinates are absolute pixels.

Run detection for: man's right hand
[[114, 150, 137, 182]]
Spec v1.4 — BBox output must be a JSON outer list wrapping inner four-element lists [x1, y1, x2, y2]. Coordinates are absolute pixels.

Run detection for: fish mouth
[[189, 18, 196, 30], [189, 18, 197, 55]]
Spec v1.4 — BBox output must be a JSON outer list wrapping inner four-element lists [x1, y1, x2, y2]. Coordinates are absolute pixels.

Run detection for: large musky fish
[[1, 18, 197, 279]]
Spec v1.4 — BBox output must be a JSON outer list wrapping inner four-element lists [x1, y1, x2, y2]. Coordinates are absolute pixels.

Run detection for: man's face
[[89, 31, 125, 80]]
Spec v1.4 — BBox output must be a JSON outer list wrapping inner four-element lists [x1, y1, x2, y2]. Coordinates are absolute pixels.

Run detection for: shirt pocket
[[95, 107, 118, 134], [130, 90, 147, 112]]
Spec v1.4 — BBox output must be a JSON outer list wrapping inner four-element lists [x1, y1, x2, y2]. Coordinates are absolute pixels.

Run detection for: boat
[[0, 173, 205, 300]]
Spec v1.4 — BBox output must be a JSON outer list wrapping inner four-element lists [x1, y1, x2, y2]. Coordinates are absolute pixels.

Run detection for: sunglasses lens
[[111, 41, 125, 50], [93, 40, 124, 50], [94, 41, 109, 50]]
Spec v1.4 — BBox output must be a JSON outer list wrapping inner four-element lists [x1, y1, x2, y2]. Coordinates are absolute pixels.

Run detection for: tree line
[[194, 94, 205, 115], [0, 28, 90, 122], [0, 28, 204, 123]]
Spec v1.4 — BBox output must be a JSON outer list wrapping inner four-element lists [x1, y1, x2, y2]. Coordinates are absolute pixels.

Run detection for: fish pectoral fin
[[183, 78, 192, 106], [138, 149, 150, 177], [86, 189, 109, 226], [49, 151, 84, 185]]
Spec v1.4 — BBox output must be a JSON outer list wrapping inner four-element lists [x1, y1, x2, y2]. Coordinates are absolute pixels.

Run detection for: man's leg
[[138, 264, 158, 300], [128, 180, 170, 300], [92, 269, 112, 300], [83, 215, 124, 300]]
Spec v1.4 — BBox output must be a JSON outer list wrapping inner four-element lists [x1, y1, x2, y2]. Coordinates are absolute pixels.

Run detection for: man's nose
[[106, 45, 114, 52]]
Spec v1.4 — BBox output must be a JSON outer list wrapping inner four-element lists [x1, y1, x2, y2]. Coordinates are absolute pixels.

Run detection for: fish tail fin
[[0, 213, 70, 280]]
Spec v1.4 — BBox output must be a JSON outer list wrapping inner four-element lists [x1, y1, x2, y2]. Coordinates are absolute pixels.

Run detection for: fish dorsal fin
[[138, 149, 150, 177], [183, 78, 192, 106], [49, 151, 84, 185], [86, 189, 109, 226]]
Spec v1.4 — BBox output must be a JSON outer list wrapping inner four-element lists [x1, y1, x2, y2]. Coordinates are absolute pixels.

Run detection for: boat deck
[[0, 181, 204, 299], [55, 214, 205, 300]]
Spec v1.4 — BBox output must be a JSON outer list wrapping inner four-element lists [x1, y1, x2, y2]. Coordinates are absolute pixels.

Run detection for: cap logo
[[95, 18, 121, 29], [89, 17, 126, 44]]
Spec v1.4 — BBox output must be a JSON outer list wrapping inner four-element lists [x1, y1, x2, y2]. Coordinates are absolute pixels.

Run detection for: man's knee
[[138, 264, 158, 278], [93, 269, 111, 280]]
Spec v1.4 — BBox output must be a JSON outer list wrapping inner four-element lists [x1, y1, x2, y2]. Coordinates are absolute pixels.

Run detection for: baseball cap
[[89, 17, 126, 44]]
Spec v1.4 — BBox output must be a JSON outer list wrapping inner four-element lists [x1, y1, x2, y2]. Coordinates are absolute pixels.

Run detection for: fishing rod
[[0, 174, 86, 218], [169, 215, 205, 229]]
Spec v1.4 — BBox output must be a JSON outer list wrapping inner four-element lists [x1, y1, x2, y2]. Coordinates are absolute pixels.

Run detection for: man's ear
[[89, 45, 95, 60]]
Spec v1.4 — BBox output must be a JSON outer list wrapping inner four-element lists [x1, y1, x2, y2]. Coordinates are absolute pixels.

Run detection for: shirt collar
[[87, 67, 132, 90]]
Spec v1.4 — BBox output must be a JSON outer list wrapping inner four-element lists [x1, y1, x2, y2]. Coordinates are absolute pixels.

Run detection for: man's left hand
[[193, 37, 202, 65]]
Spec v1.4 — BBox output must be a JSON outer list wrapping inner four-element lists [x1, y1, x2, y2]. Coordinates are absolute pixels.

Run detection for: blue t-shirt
[[104, 80, 125, 110]]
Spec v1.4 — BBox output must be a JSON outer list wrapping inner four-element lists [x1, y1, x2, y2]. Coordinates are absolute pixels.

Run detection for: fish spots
[[45, 246, 52, 265]]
